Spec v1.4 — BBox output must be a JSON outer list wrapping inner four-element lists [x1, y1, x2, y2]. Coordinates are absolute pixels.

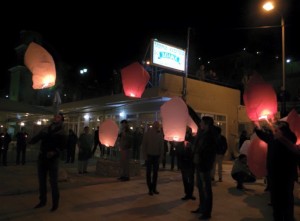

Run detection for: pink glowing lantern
[[99, 119, 119, 147], [160, 97, 189, 142], [247, 134, 268, 178], [24, 42, 56, 89], [187, 115, 198, 135], [287, 109, 300, 145], [120, 62, 150, 98], [243, 74, 277, 121]]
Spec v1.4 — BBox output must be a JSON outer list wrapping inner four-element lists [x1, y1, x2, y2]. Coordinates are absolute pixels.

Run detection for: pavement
[[0, 159, 300, 221]]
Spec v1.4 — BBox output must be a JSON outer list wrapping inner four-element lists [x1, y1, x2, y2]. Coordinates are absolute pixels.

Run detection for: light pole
[[262, 1, 286, 117], [182, 27, 191, 101]]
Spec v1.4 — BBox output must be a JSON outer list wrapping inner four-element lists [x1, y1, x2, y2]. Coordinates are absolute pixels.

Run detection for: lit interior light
[[84, 114, 90, 120], [119, 111, 125, 118]]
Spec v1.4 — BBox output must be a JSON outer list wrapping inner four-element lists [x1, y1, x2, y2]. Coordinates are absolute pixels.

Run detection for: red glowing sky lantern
[[160, 97, 189, 142], [120, 62, 150, 98], [243, 74, 277, 121], [247, 134, 268, 178], [99, 119, 119, 147], [24, 42, 56, 89], [287, 109, 300, 145]]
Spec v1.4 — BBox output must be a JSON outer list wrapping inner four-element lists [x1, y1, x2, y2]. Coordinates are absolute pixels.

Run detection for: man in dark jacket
[[255, 120, 297, 221], [29, 113, 67, 212], [191, 116, 217, 220]]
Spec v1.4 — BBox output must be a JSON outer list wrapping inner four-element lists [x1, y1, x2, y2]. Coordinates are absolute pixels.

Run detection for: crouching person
[[231, 154, 256, 190]]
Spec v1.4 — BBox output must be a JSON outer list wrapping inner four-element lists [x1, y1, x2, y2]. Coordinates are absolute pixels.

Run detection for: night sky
[[1, 0, 300, 92]]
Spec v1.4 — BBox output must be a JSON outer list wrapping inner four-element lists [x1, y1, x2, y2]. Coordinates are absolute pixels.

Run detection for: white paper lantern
[[99, 119, 119, 147], [24, 42, 56, 89], [160, 97, 189, 141]]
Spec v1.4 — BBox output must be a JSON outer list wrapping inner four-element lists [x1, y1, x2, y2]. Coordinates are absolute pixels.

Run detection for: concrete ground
[[0, 159, 300, 221]]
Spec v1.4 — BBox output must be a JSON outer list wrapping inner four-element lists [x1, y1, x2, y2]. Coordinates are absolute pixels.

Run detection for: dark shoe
[[50, 205, 58, 212], [191, 208, 202, 214], [153, 190, 159, 194], [34, 202, 46, 209], [199, 214, 211, 220], [181, 196, 189, 200], [121, 177, 130, 181], [148, 191, 153, 196], [236, 184, 244, 190], [219, 178, 222, 182], [117, 176, 124, 180], [83, 171, 88, 174], [189, 196, 196, 200]]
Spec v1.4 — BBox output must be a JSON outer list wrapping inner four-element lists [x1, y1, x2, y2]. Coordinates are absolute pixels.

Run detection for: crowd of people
[[1, 112, 299, 220]]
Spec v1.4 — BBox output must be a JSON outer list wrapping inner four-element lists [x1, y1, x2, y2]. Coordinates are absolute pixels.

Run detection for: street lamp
[[262, 1, 286, 117], [80, 68, 88, 75]]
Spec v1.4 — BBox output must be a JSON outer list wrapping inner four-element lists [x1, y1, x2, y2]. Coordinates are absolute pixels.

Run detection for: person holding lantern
[[29, 113, 67, 212], [191, 116, 217, 220], [254, 120, 297, 221]]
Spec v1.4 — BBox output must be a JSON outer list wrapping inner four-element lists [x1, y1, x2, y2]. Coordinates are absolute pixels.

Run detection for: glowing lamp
[[187, 115, 198, 135], [24, 42, 56, 89], [160, 97, 189, 142], [99, 119, 119, 147], [247, 134, 268, 178], [120, 62, 150, 98], [243, 74, 277, 121], [287, 109, 300, 145]]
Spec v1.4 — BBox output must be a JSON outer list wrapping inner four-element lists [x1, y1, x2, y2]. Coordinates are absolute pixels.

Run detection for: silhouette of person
[[29, 113, 67, 212], [16, 127, 28, 165]]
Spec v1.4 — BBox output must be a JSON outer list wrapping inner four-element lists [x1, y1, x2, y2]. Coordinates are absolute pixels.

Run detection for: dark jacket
[[29, 122, 66, 159], [0, 133, 11, 150], [194, 129, 217, 172], [255, 127, 298, 181], [216, 135, 228, 155]]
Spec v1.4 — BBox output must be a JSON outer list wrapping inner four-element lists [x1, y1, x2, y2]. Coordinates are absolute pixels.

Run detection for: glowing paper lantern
[[160, 97, 189, 142], [24, 42, 56, 89], [243, 74, 277, 121], [187, 115, 198, 135], [287, 109, 300, 145], [120, 62, 150, 98], [99, 119, 119, 147], [247, 134, 268, 178]]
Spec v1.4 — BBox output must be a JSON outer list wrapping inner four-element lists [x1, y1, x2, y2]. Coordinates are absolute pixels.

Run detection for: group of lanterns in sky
[[24, 42, 299, 179]]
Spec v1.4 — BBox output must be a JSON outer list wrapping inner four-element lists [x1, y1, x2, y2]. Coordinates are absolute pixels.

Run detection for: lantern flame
[[173, 136, 179, 141]]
